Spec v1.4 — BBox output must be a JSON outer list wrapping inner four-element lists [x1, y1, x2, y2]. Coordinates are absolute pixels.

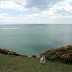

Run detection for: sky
[[0, 0, 72, 24]]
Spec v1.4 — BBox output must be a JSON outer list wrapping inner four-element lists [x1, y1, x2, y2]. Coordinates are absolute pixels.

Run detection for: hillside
[[41, 45, 72, 64], [0, 46, 72, 72], [0, 54, 72, 72]]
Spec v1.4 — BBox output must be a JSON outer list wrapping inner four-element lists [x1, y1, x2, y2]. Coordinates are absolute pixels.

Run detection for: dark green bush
[[41, 45, 72, 64]]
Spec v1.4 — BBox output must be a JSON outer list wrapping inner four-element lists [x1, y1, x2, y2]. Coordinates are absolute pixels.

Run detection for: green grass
[[0, 54, 72, 72]]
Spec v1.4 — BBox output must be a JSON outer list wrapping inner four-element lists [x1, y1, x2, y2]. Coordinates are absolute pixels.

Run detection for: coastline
[[0, 45, 72, 64], [0, 45, 72, 72]]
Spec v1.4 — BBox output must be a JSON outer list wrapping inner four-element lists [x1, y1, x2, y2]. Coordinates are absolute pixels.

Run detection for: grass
[[0, 54, 72, 72]]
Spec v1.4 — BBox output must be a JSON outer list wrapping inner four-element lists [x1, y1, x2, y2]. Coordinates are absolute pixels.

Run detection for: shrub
[[40, 45, 72, 64], [32, 55, 37, 58]]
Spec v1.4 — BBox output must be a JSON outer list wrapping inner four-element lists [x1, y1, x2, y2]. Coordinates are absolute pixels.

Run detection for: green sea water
[[0, 24, 72, 56]]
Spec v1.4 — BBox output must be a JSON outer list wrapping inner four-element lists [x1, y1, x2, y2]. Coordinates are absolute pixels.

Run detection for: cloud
[[0, 0, 72, 24], [40, 0, 72, 17], [52, 0, 72, 15], [0, 0, 27, 11], [0, 13, 9, 18], [0, 15, 33, 24], [25, 0, 62, 10], [0, 12, 72, 24]]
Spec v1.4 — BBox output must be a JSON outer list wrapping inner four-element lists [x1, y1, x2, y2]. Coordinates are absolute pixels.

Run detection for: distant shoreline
[[0, 24, 72, 26]]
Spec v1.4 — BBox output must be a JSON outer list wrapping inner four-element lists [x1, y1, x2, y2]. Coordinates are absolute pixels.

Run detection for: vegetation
[[32, 55, 37, 58], [0, 54, 72, 72], [41, 45, 72, 64], [0, 45, 72, 72], [0, 48, 21, 56]]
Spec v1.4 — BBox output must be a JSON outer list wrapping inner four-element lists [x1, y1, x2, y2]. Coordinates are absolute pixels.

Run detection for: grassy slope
[[0, 54, 72, 72]]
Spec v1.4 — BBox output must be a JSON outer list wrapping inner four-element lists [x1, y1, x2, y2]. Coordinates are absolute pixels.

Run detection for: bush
[[32, 55, 37, 58], [41, 45, 72, 64]]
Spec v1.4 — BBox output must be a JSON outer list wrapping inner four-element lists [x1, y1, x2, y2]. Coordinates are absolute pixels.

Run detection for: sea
[[0, 24, 72, 57]]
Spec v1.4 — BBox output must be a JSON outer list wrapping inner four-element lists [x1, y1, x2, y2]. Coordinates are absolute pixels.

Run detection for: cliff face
[[41, 45, 72, 64]]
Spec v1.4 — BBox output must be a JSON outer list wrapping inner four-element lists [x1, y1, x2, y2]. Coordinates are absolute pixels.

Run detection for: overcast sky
[[0, 0, 72, 24]]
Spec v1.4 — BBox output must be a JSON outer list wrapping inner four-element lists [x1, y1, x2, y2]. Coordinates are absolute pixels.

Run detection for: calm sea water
[[0, 24, 72, 57]]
